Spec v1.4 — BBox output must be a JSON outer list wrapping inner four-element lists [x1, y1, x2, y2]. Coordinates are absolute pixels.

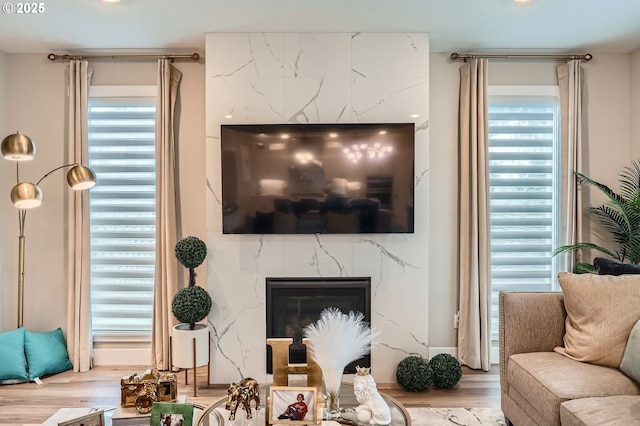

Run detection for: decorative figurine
[[225, 378, 261, 420], [353, 366, 391, 425]]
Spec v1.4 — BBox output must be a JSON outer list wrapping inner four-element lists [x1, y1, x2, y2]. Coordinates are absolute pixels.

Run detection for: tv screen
[[220, 123, 415, 234]]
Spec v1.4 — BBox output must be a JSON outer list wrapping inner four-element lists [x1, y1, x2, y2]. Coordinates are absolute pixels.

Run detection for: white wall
[[0, 51, 12, 330], [583, 54, 631, 191], [0, 54, 206, 335], [630, 48, 640, 161], [0, 51, 6, 133], [4, 54, 67, 332]]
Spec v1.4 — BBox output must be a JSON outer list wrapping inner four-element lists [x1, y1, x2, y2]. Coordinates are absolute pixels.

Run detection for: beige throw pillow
[[620, 319, 640, 382], [554, 272, 640, 368]]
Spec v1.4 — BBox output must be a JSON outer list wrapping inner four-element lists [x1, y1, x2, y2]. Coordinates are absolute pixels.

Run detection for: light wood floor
[[0, 365, 501, 424]]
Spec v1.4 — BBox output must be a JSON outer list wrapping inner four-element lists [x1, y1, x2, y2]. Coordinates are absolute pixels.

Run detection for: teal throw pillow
[[24, 327, 73, 381], [0, 327, 28, 382], [621, 319, 640, 383]]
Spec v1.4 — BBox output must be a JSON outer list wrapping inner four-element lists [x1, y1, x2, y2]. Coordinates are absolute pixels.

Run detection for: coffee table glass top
[[195, 382, 410, 426]]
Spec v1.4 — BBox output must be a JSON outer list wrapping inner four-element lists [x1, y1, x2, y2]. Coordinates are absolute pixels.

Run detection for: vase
[[171, 323, 210, 368], [322, 371, 343, 419]]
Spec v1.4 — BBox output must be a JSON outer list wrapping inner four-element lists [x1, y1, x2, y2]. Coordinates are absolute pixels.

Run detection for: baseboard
[[93, 348, 150, 366], [428, 347, 500, 364], [428, 347, 458, 358]]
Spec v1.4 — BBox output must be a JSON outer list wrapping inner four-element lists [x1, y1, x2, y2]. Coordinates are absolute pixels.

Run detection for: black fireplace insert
[[265, 277, 371, 374]]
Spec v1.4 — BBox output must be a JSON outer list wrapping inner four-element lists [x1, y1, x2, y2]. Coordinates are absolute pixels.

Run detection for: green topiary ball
[[175, 236, 207, 269], [171, 285, 212, 328], [429, 353, 463, 388], [396, 355, 433, 392]]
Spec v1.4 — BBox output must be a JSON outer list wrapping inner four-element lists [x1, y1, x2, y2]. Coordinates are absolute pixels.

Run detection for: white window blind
[[88, 90, 157, 337], [488, 87, 560, 343]]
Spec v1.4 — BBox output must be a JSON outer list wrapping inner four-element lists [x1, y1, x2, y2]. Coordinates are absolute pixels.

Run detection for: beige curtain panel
[[152, 59, 183, 370], [457, 58, 491, 371], [66, 59, 93, 372], [557, 60, 585, 272]]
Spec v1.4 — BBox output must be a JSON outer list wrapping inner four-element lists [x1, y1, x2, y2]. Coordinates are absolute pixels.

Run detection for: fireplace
[[265, 277, 371, 374]]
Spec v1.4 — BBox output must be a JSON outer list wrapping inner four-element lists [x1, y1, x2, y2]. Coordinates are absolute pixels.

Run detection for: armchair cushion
[[554, 272, 640, 368], [620, 319, 640, 383]]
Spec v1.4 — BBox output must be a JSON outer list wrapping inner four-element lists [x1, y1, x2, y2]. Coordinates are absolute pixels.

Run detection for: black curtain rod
[[47, 53, 200, 62], [450, 52, 593, 62]]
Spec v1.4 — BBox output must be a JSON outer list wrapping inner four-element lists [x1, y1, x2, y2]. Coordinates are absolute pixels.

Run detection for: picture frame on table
[[150, 402, 194, 426], [58, 409, 105, 426], [268, 386, 318, 425]]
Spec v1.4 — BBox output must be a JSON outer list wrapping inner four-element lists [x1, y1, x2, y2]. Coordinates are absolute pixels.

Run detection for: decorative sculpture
[[353, 366, 391, 425], [224, 378, 261, 420]]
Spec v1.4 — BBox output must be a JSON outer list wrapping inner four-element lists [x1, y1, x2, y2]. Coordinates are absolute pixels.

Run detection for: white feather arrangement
[[303, 307, 378, 413]]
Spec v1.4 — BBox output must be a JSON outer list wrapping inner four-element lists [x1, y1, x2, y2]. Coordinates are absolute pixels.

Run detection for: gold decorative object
[[266, 337, 323, 394], [224, 377, 261, 420], [120, 369, 177, 414]]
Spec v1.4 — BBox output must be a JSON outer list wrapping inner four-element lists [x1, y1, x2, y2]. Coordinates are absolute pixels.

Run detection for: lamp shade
[[10, 182, 42, 209], [1, 132, 36, 161], [66, 165, 96, 190]]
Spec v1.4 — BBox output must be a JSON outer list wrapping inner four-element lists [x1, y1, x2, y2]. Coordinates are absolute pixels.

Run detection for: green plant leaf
[[552, 243, 619, 260], [572, 262, 596, 274], [554, 160, 640, 266]]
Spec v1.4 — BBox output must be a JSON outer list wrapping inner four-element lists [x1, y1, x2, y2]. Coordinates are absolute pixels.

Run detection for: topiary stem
[[189, 268, 196, 287]]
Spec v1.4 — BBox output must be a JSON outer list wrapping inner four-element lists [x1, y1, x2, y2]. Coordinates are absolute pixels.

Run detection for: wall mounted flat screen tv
[[221, 123, 415, 234]]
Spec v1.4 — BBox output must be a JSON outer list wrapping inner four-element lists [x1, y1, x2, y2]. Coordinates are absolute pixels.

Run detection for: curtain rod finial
[[450, 52, 460, 60]]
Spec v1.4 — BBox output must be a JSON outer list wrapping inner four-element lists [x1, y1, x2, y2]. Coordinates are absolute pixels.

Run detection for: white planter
[[172, 323, 209, 368]]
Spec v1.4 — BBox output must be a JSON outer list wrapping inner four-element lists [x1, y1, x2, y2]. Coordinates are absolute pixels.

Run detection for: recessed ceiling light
[[101, 0, 121, 3], [513, 0, 531, 3], [409, 114, 420, 118]]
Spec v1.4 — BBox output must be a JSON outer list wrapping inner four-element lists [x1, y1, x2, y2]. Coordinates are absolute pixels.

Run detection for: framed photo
[[58, 410, 104, 426], [150, 402, 194, 426], [268, 386, 318, 425]]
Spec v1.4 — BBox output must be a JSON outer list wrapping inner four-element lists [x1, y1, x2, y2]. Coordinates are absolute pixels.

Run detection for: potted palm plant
[[171, 236, 212, 375], [553, 160, 640, 273]]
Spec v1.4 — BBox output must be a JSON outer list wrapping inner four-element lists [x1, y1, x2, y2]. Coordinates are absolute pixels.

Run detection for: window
[[88, 86, 157, 339], [488, 86, 561, 346]]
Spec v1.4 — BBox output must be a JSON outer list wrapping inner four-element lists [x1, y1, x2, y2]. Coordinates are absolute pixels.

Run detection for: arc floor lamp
[[2, 132, 96, 328]]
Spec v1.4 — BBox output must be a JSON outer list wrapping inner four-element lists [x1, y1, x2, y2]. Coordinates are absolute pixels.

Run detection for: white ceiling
[[1, 0, 640, 55]]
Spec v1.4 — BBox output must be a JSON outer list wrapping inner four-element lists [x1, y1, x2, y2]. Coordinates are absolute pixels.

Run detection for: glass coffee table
[[195, 382, 410, 425]]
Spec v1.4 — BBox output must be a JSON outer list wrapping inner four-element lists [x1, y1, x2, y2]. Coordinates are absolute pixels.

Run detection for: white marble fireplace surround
[[205, 32, 430, 384]]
